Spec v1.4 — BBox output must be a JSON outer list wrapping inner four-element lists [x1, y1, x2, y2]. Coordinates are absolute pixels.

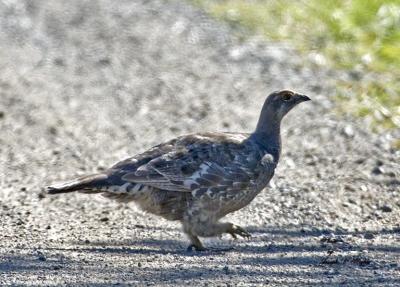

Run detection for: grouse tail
[[47, 174, 108, 194]]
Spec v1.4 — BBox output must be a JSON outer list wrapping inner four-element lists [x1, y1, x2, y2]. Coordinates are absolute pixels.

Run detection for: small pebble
[[372, 166, 384, 175], [222, 266, 229, 274], [380, 205, 392, 213], [386, 171, 396, 178], [343, 125, 354, 138], [53, 58, 65, 66], [37, 252, 46, 261], [324, 268, 339, 275], [98, 58, 111, 66], [344, 185, 356, 192], [48, 126, 58, 135], [348, 198, 356, 204], [364, 233, 374, 240], [354, 158, 365, 164]]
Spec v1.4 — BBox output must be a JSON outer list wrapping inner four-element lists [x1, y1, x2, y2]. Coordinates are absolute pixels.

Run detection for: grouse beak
[[294, 94, 311, 103]]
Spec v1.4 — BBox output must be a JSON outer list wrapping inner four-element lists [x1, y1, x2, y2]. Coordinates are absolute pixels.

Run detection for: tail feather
[[48, 174, 108, 194]]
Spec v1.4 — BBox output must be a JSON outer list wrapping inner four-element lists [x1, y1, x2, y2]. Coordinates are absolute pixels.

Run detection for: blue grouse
[[48, 90, 310, 251]]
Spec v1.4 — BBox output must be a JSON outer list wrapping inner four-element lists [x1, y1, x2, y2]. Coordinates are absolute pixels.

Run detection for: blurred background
[[195, 0, 400, 136]]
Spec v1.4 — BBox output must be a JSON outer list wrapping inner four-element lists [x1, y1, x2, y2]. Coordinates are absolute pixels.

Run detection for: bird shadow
[[242, 225, 400, 254], [3, 224, 399, 286]]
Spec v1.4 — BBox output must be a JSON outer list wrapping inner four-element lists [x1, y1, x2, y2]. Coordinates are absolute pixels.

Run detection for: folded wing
[[121, 136, 275, 195]]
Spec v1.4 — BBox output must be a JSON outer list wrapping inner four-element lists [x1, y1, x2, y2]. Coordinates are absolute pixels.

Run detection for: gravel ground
[[0, 0, 399, 286]]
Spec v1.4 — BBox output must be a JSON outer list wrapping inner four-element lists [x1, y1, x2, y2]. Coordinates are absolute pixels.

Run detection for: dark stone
[[364, 233, 374, 240], [371, 166, 383, 175], [98, 58, 111, 66], [222, 266, 229, 274], [344, 185, 355, 192], [354, 158, 365, 164], [386, 171, 396, 178], [380, 205, 392, 213], [37, 253, 46, 261], [351, 255, 371, 266], [48, 126, 58, 135], [53, 58, 65, 66]]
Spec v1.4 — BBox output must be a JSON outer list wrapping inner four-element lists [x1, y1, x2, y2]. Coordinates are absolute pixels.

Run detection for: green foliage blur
[[193, 0, 400, 131]]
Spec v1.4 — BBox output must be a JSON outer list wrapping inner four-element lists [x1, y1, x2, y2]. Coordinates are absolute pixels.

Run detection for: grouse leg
[[186, 233, 206, 252]]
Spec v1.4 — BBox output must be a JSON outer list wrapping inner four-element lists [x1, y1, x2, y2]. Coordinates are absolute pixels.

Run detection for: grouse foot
[[226, 224, 251, 239], [186, 244, 207, 252]]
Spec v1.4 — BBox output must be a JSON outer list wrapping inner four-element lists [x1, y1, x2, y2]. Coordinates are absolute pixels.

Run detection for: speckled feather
[[100, 132, 278, 221], [122, 133, 276, 193]]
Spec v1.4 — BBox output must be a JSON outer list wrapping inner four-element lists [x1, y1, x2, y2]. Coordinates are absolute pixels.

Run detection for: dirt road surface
[[0, 0, 399, 286]]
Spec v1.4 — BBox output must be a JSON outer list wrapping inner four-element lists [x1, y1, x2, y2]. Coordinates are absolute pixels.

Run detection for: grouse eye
[[282, 93, 292, 101]]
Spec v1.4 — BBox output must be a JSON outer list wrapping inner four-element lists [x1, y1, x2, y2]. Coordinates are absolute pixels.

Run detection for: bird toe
[[228, 224, 251, 239], [186, 244, 207, 252]]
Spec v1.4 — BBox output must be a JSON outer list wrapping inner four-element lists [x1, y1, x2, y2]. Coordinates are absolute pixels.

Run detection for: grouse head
[[264, 90, 311, 120], [254, 90, 311, 139]]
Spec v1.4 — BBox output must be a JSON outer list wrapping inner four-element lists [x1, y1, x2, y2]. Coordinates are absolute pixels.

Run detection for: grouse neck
[[251, 108, 282, 152], [251, 123, 281, 150]]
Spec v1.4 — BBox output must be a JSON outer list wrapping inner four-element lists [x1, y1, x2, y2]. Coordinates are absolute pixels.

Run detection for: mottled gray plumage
[[48, 90, 310, 251]]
